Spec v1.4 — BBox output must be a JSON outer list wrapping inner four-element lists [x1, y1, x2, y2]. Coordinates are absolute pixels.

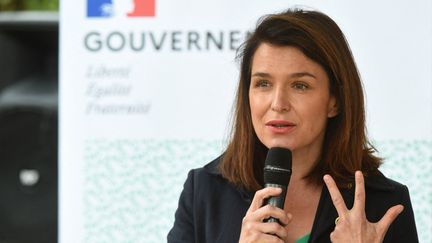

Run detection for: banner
[[60, 0, 431, 242]]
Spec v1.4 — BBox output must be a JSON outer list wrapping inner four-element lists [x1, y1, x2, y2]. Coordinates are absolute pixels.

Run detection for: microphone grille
[[264, 147, 292, 186]]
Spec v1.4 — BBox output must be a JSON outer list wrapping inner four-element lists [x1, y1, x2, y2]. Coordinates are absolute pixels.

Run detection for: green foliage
[[0, 0, 17, 11], [20, 0, 58, 10], [0, 0, 59, 11]]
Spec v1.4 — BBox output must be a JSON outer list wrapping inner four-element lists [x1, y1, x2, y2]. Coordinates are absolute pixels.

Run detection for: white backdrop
[[60, 0, 431, 242]]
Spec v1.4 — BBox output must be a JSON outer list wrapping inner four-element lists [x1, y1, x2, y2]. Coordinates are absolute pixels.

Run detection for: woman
[[167, 8, 418, 243]]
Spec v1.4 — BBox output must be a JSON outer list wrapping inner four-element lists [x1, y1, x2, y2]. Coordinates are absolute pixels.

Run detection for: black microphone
[[263, 147, 292, 224]]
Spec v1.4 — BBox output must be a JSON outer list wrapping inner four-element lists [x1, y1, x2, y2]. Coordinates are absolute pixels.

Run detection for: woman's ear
[[327, 96, 339, 118]]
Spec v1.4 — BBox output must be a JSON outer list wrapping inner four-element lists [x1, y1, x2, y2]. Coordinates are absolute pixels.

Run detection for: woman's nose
[[270, 87, 290, 112]]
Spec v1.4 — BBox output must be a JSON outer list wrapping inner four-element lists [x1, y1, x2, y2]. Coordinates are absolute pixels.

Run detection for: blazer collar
[[203, 157, 222, 175], [203, 157, 255, 203]]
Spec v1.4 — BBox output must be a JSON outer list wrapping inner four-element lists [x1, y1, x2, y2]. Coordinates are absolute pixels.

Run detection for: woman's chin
[[263, 140, 295, 151]]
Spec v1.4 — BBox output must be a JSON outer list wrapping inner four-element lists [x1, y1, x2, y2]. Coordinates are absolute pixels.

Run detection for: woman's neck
[[290, 146, 322, 182]]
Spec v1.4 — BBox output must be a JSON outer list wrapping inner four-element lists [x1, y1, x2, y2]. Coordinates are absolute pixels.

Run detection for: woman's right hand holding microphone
[[239, 187, 292, 243]]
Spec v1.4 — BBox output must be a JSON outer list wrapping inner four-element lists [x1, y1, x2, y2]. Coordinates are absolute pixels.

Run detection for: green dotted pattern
[[83, 139, 224, 243], [83, 139, 431, 243], [378, 140, 431, 242]]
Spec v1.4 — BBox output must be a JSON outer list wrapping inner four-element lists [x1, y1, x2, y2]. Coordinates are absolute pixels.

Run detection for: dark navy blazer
[[167, 157, 418, 243]]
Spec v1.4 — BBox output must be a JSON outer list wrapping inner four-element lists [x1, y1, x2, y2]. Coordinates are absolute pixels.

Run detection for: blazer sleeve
[[167, 170, 195, 243], [385, 185, 419, 243]]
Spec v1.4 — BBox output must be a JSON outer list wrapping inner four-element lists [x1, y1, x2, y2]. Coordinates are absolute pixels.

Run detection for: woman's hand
[[239, 187, 292, 243], [323, 171, 404, 243]]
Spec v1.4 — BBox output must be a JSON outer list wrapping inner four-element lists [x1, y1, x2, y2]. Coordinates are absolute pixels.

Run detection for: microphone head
[[264, 147, 292, 187]]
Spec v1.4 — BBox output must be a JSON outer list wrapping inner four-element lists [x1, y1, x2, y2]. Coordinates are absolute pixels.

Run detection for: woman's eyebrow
[[251, 71, 316, 79], [251, 72, 272, 78], [289, 72, 317, 79]]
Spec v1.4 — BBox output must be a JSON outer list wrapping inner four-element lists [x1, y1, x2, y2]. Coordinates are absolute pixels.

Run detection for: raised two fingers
[[324, 171, 368, 216]]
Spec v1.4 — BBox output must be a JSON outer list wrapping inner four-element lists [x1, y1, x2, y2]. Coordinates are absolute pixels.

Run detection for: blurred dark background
[[0, 1, 58, 242]]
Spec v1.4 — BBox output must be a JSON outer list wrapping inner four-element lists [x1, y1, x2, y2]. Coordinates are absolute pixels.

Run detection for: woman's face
[[249, 43, 338, 156]]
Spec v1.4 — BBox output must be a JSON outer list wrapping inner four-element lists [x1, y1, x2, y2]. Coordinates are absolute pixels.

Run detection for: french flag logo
[[87, 0, 155, 18]]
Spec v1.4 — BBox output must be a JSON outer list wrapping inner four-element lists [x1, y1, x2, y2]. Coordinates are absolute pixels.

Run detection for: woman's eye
[[255, 80, 271, 88], [292, 82, 308, 91]]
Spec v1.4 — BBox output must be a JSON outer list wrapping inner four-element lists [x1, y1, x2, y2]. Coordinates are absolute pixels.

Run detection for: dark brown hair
[[219, 8, 381, 191]]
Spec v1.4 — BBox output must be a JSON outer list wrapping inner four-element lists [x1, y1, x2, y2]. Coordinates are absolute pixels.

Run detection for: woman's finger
[[245, 204, 291, 226], [259, 221, 289, 240], [255, 205, 292, 225], [239, 221, 285, 243], [240, 209, 290, 243], [353, 171, 366, 211], [323, 174, 349, 216], [377, 204, 404, 234], [248, 187, 282, 213]]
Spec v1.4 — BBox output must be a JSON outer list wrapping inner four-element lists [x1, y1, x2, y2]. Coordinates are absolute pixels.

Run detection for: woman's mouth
[[272, 124, 290, 128], [265, 120, 296, 133]]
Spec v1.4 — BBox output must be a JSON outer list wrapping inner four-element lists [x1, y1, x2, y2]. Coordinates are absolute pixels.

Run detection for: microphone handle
[[263, 184, 287, 224]]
